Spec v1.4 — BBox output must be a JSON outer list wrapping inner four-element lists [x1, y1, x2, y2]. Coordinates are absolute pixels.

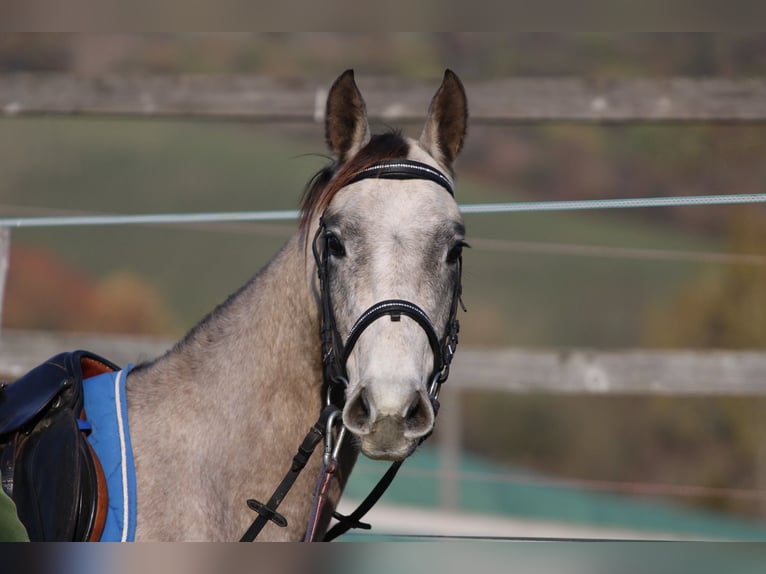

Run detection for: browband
[[347, 160, 454, 196]]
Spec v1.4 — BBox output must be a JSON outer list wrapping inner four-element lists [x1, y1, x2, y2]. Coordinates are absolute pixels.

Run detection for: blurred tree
[[88, 271, 178, 335], [635, 208, 766, 517], [4, 246, 178, 335], [462, 391, 765, 519], [0, 34, 71, 72], [644, 209, 766, 349], [4, 246, 92, 330]]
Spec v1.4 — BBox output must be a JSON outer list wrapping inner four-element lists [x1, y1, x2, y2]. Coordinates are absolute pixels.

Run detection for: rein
[[241, 159, 463, 542]]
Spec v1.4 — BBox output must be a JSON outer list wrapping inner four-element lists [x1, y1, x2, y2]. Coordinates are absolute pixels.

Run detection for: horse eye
[[446, 241, 467, 264], [326, 234, 346, 258]]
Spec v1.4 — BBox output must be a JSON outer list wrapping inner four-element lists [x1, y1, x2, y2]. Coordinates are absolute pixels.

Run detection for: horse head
[[303, 70, 467, 461]]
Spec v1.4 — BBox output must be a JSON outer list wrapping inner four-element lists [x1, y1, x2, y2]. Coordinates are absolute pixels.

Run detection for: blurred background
[[2, 33, 766, 540]]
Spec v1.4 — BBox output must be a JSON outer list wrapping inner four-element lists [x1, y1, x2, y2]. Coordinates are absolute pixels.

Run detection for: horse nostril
[[406, 395, 422, 420], [404, 391, 433, 434], [343, 387, 372, 434]]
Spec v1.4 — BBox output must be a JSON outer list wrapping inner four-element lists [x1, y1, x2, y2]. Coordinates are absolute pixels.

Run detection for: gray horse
[[127, 69, 468, 541]]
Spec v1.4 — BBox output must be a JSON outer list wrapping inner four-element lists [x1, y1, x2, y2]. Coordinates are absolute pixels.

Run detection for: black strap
[[323, 460, 403, 542], [347, 160, 454, 196], [312, 221, 347, 392], [342, 299, 443, 375], [240, 405, 339, 542]]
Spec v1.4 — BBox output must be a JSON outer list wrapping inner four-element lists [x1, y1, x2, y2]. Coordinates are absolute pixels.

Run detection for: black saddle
[[0, 350, 119, 541]]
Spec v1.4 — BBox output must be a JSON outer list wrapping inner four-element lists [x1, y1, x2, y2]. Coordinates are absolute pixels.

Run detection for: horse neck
[[126, 232, 322, 425]]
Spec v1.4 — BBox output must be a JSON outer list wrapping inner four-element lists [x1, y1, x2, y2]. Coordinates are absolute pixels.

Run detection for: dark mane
[[299, 131, 410, 231]]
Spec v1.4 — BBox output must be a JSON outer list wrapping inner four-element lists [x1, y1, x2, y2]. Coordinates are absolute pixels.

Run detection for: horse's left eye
[[327, 234, 346, 258], [446, 241, 467, 264]]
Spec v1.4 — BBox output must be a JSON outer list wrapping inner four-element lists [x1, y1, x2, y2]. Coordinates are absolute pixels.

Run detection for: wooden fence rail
[[5, 329, 765, 514], [2, 74, 766, 123], [2, 329, 765, 396]]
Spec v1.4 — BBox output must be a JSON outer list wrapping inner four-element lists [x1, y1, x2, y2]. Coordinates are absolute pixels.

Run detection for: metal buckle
[[428, 371, 444, 399], [325, 375, 348, 407], [324, 409, 347, 466]]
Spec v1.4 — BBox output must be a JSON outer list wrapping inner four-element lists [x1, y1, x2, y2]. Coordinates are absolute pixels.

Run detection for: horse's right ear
[[325, 69, 371, 164], [419, 69, 468, 170]]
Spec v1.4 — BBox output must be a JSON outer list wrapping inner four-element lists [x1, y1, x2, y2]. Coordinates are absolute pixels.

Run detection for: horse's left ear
[[419, 69, 468, 170]]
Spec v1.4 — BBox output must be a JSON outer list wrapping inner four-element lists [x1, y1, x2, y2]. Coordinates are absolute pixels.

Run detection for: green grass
[[1, 117, 720, 346]]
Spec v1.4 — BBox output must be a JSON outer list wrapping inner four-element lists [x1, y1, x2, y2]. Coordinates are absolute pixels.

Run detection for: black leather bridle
[[241, 159, 464, 542], [312, 159, 464, 412]]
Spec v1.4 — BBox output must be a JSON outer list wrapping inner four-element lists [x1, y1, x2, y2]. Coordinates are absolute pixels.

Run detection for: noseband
[[312, 159, 463, 411]]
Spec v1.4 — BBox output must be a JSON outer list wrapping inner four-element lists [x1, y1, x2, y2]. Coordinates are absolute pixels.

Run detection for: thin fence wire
[[2, 193, 766, 229], [469, 237, 766, 267], [0, 209, 301, 228], [459, 193, 766, 214]]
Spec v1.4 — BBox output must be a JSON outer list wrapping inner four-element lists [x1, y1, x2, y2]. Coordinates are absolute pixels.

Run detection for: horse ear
[[325, 69, 371, 164], [419, 69, 468, 169]]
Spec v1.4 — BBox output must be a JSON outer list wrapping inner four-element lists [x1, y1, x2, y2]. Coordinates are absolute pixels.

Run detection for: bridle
[[241, 158, 464, 542], [313, 159, 463, 412]]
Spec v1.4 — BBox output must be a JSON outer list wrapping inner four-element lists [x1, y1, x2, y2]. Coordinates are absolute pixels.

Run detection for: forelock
[[299, 131, 410, 232]]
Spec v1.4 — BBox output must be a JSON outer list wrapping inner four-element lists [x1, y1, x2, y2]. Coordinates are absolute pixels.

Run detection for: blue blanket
[[82, 365, 137, 542]]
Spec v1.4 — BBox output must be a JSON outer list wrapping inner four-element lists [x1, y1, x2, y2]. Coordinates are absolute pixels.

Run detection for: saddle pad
[[82, 366, 136, 542]]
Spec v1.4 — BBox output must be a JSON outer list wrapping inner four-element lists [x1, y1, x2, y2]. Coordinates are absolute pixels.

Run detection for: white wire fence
[[3, 193, 766, 229]]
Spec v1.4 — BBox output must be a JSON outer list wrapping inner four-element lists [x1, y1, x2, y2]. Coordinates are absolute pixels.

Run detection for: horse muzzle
[[342, 383, 435, 461]]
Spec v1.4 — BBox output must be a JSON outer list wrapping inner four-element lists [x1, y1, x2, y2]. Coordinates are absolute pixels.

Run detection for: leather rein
[[240, 159, 463, 542]]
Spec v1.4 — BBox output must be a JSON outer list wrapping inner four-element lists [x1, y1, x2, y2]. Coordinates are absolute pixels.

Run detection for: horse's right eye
[[327, 234, 346, 258], [446, 240, 467, 264]]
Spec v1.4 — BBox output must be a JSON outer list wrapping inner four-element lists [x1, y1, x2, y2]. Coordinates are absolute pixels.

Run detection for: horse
[[2, 69, 468, 542]]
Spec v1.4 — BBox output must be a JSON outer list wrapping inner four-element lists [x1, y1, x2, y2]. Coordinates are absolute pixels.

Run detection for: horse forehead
[[351, 187, 454, 221], [327, 142, 462, 237], [329, 178, 461, 234]]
